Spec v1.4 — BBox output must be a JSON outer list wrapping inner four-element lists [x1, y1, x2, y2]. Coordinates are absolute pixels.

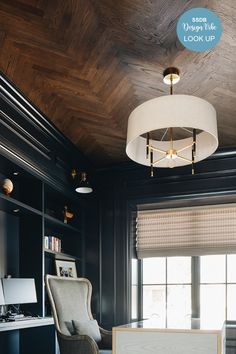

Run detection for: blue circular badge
[[177, 8, 222, 52]]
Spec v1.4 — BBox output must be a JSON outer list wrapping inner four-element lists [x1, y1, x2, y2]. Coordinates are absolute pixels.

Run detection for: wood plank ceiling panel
[[0, 0, 235, 165]]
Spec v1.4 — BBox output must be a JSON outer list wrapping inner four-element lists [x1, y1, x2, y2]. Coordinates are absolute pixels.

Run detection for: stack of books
[[44, 236, 61, 253]]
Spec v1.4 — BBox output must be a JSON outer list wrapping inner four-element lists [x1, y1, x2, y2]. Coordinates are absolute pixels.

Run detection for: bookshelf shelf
[[0, 192, 42, 216], [44, 248, 80, 261], [44, 213, 81, 233]]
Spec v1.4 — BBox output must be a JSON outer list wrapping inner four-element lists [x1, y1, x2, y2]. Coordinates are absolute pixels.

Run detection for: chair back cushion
[[46, 276, 93, 335], [73, 319, 102, 342]]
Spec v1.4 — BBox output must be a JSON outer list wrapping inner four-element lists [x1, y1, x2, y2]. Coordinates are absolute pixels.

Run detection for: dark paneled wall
[[0, 210, 19, 278], [95, 152, 236, 329]]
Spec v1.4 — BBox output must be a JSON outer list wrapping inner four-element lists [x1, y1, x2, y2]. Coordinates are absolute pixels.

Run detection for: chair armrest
[[99, 327, 112, 349], [57, 331, 100, 354]]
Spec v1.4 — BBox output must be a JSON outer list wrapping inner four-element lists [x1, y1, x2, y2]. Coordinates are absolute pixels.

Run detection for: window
[[142, 258, 166, 327], [200, 255, 236, 328], [200, 255, 226, 329], [142, 257, 191, 328], [132, 254, 236, 329], [131, 258, 138, 320], [227, 255, 236, 320]]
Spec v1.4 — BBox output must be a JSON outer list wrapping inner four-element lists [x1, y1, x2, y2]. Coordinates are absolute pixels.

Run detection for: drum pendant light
[[126, 67, 218, 176]]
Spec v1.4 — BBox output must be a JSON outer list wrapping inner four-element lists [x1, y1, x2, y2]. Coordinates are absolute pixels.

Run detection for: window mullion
[[165, 257, 167, 328], [138, 259, 143, 321], [192, 256, 200, 318], [225, 255, 227, 320]]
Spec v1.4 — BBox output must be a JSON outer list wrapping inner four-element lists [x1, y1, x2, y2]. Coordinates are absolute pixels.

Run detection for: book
[[44, 236, 49, 249]]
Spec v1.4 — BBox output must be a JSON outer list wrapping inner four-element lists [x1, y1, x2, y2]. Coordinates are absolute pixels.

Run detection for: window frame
[[132, 255, 236, 326], [140, 257, 192, 326]]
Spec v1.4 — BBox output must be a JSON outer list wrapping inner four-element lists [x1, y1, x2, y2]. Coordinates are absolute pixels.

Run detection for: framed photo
[[55, 260, 77, 278]]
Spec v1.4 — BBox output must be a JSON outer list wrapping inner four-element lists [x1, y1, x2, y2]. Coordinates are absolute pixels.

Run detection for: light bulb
[[166, 149, 177, 166], [167, 157, 176, 168]]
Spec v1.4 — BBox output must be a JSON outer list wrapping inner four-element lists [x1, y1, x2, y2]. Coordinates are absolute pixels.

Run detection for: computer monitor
[[2, 278, 37, 305], [0, 280, 5, 305]]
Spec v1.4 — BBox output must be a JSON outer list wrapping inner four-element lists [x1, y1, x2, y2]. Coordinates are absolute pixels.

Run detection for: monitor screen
[[2, 278, 37, 305], [0, 280, 5, 305]]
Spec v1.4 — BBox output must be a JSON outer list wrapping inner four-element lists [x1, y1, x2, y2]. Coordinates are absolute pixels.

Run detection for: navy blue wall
[[92, 150, 236, 328]]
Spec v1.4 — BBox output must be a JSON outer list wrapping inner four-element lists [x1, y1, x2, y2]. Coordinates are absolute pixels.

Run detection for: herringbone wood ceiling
[[0, 0, 235, 165]]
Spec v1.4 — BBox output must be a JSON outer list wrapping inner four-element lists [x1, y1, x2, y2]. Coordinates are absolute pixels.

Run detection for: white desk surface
[[0, 317, 54, 332], [115, 319, 222, 333], [113, 320, 223, 354]]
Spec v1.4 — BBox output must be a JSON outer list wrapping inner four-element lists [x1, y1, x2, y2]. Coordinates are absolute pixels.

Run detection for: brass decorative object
[[63, 206, 74, 224]]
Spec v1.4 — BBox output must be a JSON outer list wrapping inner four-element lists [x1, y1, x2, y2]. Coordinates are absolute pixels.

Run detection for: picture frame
[[55, 259, 77, 278]]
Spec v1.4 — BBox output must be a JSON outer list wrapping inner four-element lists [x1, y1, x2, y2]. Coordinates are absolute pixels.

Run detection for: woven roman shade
[[136, 204, 236, 258]]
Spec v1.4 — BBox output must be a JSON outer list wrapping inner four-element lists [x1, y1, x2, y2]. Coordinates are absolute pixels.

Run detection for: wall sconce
[[71, 170, 93, 194]]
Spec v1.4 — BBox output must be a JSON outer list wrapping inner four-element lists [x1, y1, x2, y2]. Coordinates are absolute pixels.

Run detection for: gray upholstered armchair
[[45, 275, 112, 354]]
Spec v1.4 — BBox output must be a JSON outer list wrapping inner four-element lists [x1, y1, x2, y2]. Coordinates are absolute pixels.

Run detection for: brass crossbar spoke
[[177, 142, 194, 153], [153, 156, 166, 166], [148, 145, 166, 155], [177, 155, 192, 163]]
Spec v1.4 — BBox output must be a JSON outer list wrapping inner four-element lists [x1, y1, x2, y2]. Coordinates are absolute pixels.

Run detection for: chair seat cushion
[[73, 319, 102, 342]]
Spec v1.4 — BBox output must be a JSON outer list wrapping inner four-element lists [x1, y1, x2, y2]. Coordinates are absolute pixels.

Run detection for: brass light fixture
[[71, 170, 93, 194], [126, 67, 218, 177]]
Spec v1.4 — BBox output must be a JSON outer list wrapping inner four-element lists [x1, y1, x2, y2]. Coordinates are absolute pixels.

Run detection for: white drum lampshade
[[126, 68, 218, 175]]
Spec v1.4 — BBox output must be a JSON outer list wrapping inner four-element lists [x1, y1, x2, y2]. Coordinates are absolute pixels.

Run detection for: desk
[[112, 320, 223, 354], [0, 317, 56, 354], [0, 317, 54, 331]]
